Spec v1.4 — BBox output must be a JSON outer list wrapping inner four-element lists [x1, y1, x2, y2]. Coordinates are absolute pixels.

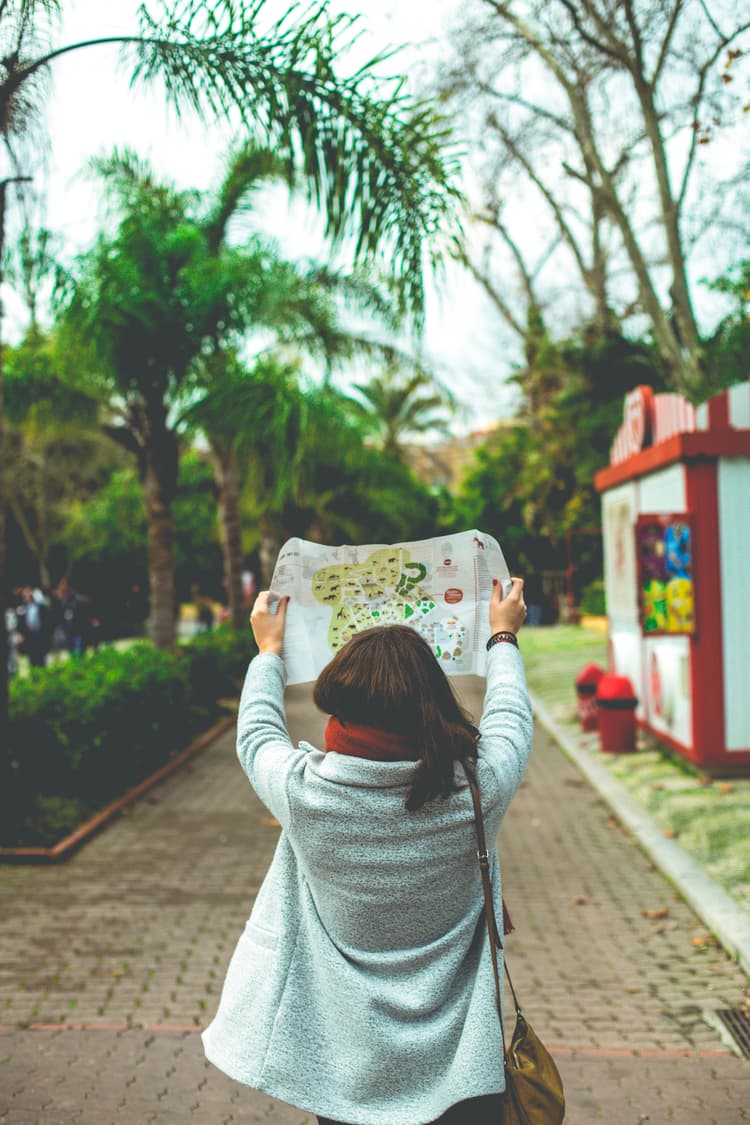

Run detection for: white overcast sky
[[5, 1, 743, 430], [3, 0, 518, 431]]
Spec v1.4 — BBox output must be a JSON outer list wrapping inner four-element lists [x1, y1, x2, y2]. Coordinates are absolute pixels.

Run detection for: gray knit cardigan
[[202, 643, 533, 1125]]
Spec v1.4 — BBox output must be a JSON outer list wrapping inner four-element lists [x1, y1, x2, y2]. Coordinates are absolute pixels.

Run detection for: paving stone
[[0, 679, 748, 1122]]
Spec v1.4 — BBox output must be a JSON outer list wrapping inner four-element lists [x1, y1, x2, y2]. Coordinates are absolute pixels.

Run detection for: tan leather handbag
[[463, 760, 566, 1125]]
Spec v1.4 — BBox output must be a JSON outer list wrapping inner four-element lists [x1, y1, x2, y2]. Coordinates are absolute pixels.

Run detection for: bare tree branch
[[678, 21, 750, 211], [475, 84, 572, 134], [652, 1, 685, 87], [698, 0, 728, 41], [622, 0, 645, 74], [485, 117, 591, 283], [456, 246, 526, 339], [557, 0, 628, 66]]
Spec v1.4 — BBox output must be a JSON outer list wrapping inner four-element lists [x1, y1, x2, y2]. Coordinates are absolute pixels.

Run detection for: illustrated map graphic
[[311, 546, 467, 664]]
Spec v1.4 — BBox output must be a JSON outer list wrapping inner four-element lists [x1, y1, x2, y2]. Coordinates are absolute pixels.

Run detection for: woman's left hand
[[250, 591, 289, 656]]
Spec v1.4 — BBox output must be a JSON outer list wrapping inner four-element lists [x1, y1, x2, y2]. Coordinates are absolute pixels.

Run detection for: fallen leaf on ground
[[691, 934, 720, 948], [651, 924, 665, 934], [663, 828, 677, 838], [717, 782, 735, 794], [642, 907, 670, 919], [626, 986, 641, 994], [571, 895, 588, 906], [648, 782, 665, 790]]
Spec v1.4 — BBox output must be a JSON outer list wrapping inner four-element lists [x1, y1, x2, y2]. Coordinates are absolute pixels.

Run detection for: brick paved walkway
[[1, 679, 748, 1123]]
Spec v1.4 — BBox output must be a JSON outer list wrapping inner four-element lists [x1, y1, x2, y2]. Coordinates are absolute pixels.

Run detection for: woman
[[203, 576, 531, 1125]]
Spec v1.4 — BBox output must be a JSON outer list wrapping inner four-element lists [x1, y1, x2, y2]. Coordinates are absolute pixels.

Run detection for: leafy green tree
[[0, 0, 460, 768], [350, 364, 454, 460], [67, 146, 417, 645], [451, 422, 550, 576], [274, 382, 440, 550], [704, 258, 750, 393], [64, 452, 223, 638], [455, 328, 667, 589], [4, 326, 118, 586], [63, 468, 149, 635], [186, 352, 305, 627]]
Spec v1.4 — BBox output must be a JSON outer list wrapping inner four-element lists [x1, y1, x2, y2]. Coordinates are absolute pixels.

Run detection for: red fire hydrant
[[575, 663, 605, 731], [596, 674, 638, 753]]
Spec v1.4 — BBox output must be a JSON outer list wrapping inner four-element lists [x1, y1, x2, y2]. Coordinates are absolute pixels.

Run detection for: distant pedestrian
[[525, 573, 543, 626], [125, 584, 148, 637], [5, 604, 20, 675], [197, 595, 215, 633], [203, 578, 532, 1125], [16, 585, 53, 668], [55, 576, 90, 654]]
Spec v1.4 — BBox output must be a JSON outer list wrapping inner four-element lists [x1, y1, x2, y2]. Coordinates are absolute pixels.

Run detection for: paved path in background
[[1, 680, 748, 1124]]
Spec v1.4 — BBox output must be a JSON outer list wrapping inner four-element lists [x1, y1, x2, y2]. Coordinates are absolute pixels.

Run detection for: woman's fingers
[[275, 593, 289, 622], [490, 576, 527, 634], [492, 576, 524, 602], [251, 590, 271, 618], [250, 590, 289, 655]]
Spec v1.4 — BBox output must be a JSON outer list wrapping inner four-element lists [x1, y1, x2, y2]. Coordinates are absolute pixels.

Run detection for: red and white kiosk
[[594, 383, 750, 774]]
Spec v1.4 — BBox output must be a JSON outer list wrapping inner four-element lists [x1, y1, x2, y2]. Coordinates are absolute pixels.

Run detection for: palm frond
[[0, 0, 60, 139], [129, 0, 461, 319], [203, 142, 291, 253]]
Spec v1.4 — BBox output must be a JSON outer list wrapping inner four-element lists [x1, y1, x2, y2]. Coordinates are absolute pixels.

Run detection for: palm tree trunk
[[259, 515, 282, 588], [143, 419, 178, 650], [0, 178, 27, 795], [213, 447, 246, 630], [0, 280, 8, 777], [0, 175, 31, 792]]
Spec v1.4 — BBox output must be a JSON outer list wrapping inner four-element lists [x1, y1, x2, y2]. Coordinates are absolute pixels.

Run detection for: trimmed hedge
[[4, 627, 255, 847]]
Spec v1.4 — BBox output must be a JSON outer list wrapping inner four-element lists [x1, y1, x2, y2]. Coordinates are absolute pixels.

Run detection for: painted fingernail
[[492, 578, 498, 586]]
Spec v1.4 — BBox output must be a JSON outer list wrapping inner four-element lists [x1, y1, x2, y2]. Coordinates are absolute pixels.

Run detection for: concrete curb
[[531, 690, 750, 980]]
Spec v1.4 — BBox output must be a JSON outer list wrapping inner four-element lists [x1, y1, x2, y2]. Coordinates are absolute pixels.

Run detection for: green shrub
[[580, 579, 606, 616], [9, 644, 191, 800], [180, 627, 255, 725], [4, 627, 256, 846]]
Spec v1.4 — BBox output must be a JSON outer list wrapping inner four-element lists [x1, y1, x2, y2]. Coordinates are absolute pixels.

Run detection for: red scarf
[[324, 716, 420, 762]]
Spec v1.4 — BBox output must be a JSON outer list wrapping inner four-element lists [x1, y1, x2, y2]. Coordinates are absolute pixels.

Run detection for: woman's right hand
[[250, 590, 289, 655], [490, 577, 527, 635]]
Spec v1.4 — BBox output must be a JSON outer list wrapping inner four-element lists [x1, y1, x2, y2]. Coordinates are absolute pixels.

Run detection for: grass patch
[[522, 625, 608, 714], [523, 625, 750, 912]]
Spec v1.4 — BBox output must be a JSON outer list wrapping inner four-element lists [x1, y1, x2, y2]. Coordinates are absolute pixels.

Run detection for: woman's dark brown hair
[[313, 625, 480, 811]]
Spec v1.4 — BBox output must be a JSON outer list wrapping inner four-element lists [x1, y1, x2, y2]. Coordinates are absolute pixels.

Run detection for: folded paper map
[[270, 530, 510, 685]]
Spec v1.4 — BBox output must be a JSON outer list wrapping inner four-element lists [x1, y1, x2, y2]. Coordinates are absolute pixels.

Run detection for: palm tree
[[274, 380, 441, 552], [72, 144, 432, 644], [0, 0, 460, 777], [64, 151, 283, 648], [4, 325, 111, 587], [351, 364, 454, 460], [186, 352, 305, 628]]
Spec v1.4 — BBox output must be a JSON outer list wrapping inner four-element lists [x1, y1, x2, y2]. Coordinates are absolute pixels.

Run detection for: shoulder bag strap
[[462, 759, 522, 1049]]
